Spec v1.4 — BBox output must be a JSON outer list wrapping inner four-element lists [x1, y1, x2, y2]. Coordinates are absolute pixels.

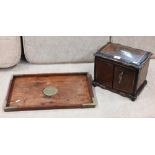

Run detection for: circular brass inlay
[[43, 86, 58, 97]]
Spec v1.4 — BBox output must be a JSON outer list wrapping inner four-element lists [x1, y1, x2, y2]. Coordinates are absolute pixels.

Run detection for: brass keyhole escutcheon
[[43, 86, 58, 97], [118, 71, 124, 84]]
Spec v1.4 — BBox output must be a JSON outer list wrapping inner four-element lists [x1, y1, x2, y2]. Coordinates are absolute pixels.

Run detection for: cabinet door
[[113, 66, 136, 93], [95, 58, 114, 88]]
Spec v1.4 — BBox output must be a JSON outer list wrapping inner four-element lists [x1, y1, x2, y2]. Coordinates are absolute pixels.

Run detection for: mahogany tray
[[4, 73, 96, 112]]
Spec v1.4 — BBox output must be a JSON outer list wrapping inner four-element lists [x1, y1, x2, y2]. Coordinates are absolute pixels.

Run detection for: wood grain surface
[[95, 57, 113, 88], [113, 66, 136, 93], [5, 73, 95, 111]]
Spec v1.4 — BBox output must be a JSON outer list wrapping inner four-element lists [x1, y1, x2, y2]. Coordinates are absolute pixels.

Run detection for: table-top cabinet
[[93, 42, 152, 101]]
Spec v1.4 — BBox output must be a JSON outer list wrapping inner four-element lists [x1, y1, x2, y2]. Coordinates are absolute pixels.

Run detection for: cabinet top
[[95, 42, 152, 68]]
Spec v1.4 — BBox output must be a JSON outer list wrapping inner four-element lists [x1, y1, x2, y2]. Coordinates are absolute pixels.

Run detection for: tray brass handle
[[118, 72, 124, 84]]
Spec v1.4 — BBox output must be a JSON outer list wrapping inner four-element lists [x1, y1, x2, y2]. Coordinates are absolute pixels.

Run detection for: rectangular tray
[[4, 72, 96, 112]]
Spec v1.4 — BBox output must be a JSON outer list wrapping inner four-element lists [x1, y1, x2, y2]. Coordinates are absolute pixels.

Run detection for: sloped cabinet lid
[[95, 43, 152, 68]]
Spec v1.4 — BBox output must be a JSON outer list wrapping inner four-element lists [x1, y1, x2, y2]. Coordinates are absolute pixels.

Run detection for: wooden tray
[[4, 73, 96, 112]]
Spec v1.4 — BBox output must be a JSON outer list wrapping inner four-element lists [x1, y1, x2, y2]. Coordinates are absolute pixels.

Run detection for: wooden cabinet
[[93, 43, 152, 101]]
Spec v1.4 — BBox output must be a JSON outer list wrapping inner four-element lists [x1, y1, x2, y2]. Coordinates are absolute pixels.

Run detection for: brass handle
[[118, 72, 124, 84]]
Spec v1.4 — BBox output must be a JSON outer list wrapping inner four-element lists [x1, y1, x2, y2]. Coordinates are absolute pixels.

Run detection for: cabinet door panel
[[95, 58, 113, 88], [113, 66, 136, 93]]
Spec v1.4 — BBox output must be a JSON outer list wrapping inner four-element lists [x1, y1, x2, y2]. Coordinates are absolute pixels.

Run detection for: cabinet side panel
[[137, 60, 150, 90]]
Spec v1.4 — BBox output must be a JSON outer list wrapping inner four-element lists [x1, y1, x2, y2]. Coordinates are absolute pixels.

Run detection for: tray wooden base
[[4, 73, 96, 112]]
